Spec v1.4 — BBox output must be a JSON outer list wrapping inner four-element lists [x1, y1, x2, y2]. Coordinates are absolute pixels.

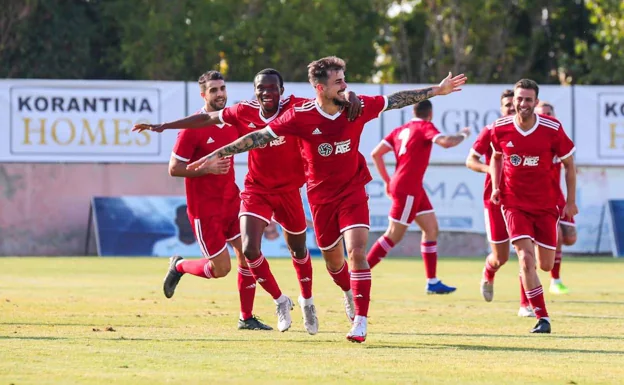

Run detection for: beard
[[210, 99, 227, 111]]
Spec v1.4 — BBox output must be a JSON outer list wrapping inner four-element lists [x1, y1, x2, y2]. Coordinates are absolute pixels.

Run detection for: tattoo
[[216, 129, 274, 157], [386, 87, 435, 111]]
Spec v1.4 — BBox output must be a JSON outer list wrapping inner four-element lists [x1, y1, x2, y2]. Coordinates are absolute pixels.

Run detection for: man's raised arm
[[132, 111, 223, 133], [385, 72, 467, 111]]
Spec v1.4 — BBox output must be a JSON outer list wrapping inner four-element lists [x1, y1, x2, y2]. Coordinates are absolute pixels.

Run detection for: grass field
[[1, 257, 623, 385]]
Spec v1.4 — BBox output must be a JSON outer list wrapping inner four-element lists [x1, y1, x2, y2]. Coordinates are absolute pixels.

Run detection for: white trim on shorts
[[280, 224, 307, 235], [319, 234, 344, 251], [226, 233, 241, 242], [239, 211, 271, 225], [534, 240, 556, 250], [340, 224, 370, 233], [500, 205, 532, 244], [194, 218, 226, 259], [483, 208, 509, 244], [388, 216, 411, 226], [416, 209, 435, 216], [560, 220, 576, 227], [400, 195, 415, 223]]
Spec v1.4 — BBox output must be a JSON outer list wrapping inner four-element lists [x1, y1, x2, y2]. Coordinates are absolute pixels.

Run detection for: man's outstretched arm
[[385, 72, 467, 111], [133, 111, 223, 132]]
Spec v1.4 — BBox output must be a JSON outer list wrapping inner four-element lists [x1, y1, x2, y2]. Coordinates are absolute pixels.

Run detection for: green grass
[[1, 257, 623, 385]]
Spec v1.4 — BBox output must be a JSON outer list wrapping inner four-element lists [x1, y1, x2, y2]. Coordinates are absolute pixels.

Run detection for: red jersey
[[490, 114, 575, 212], [172, 109, 240, 217], [382, 118, 442, 196], [219, 95, 307, 194], [471, 123, 495, 206], [267, 95, 388, 204]]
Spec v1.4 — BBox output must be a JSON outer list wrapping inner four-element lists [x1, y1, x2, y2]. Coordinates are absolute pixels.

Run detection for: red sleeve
[[554, 126, 576, 160], [218, 104, 240, 126], [382, 129, 396, 150], [360, 95, 388, 123], [490, 126, 502, 154], [424, 122, 442, 142], [171, 129, 198, 162], [471, 124, 492, 157], [266, 108, 299, 138]]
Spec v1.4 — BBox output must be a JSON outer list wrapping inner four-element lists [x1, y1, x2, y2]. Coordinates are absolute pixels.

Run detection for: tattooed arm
[[186, 129, 275, 171], [385, 72, 467, 111]]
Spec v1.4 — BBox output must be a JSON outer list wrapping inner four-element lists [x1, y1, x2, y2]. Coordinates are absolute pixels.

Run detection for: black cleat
[[238, 316, 273, 331], [530, 318, 551, 334], [163, 255, 184, 299]]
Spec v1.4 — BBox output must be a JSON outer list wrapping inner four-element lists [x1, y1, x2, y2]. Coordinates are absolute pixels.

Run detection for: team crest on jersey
[[510, 154, 522, 166], [318, 143, 333, 157]]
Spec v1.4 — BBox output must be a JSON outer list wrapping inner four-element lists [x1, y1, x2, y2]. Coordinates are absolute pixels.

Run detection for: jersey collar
[[314, 100, 342, 120], [513, 113, 540, 136], [202, 107, 225, 128]]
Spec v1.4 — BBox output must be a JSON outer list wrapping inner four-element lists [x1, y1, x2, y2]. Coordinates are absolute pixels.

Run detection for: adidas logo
[[248, 122, 256, 128], [207, 137, 215, 144], [245, 284, 256, 289], [299, 277, 311, 282], [312, 128, 322, 135], [355, 294, 364, 298], [506, 141, 514, 147], [256, 278, 266, 283]]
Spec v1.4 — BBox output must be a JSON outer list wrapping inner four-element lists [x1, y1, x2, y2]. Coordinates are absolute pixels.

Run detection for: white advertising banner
[[574, 86, 624, 165], [0, 80, 185, 163], [381, 84, 573, 164], [366, 165, 486, 233]]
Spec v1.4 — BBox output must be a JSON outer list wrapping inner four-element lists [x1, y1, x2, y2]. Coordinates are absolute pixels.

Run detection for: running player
[[188, 56, 466, 342], [535, 101, 577, 294], [366, 100, 469, 294], [490, 79, 577, 333], [163, 70, 271, 331]]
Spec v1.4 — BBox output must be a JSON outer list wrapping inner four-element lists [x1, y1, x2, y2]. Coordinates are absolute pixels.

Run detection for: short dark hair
[[413, 100, 432, 119], [307, 56, 346, 86], [514, 79, 539, 98], [255, 68, 284, 88], [198, 70, 224, 93], [500, 89, 514, 101], [537, 101, 554, 112]]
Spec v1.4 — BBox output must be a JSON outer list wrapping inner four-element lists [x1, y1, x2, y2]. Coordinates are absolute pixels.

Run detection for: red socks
[[483, 254, 500, 282], [366, 236, 395, 269], [246, 254, 282, 300], [421, 241, 437, 279], [237, 266, 256, 320], [351, 269, 372, 317], [525, 285, 549, 319], [327, 261, 351, 292], [292, 250, 313, 299], [176, 259, 214, 278], [551, 251, 562, 280]]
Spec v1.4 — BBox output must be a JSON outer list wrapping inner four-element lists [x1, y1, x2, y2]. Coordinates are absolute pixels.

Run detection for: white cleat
[[346, 315, 367, 343], [275, 295, 294, 332], [343, 289, 355, 322], [298, 295, 319, 335], [480, 279, 494, 302], [517, 305, 535, 318]]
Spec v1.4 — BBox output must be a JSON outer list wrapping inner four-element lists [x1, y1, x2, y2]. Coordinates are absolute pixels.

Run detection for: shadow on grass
[[381, 331, 624, 341], [366, 343, 624, 355]]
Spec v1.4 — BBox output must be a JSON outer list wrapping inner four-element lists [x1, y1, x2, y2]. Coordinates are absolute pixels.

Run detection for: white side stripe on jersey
[[540, 119, 560, 130], [469, 148, 483, 158], [559, 147, 576, 160], [495, 116, 514, 127], [294, 101, 315, 112], [172, 152, 190, 162], [381, 139, 393, 149]]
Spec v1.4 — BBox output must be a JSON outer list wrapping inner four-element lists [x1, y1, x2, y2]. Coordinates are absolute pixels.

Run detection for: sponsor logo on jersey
[[522, 155, 539, 166], [318, 143, 333, 156], [269, 136, 286, 147], [510, 154, 522, 166], [334, 139, 351, 154]]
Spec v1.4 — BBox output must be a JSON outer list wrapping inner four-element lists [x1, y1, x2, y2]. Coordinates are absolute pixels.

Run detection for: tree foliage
[[0, 0, 622, 84]]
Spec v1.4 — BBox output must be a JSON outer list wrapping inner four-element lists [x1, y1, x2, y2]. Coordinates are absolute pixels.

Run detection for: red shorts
[[484, 204, 509, 243], [501, 206, 558, 250], [239, 189, 307, 234], [310, 188, 370, 250], [188, 197, 241, 259], [389, 189, 434, 225]]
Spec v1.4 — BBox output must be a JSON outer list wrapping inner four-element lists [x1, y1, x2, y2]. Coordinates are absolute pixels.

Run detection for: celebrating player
[[535, 101, 577, 294], [490, 79, 577, 333], [366, 100, 469, 294], [162, 70, 272, 331], [188, 56, 466, 342], [134, 68, 362, 335], [466, 89, 535, 317]]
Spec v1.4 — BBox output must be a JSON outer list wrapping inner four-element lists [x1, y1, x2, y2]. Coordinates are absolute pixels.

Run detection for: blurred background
[[1, 0, 623, 258]]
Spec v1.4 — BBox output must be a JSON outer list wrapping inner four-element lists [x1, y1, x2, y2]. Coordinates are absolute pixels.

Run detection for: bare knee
[[243, 242, 262, 261], [347, 245, 367, 263], [421, 222, 439, 241], [287, 240, 307, 260], [385, 223, 407, 244], [517, 248, 535, 272], [210, 259, 232, 278], [562, 234, 577, 246]]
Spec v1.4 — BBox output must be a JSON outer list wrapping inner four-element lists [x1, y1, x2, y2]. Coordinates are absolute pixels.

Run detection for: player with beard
[[490, 79, 577, 333], [535, 101, 577, 295], [163, 70, 272, 331], [133, 69, 362, 335], [187, 56, 466, 343]]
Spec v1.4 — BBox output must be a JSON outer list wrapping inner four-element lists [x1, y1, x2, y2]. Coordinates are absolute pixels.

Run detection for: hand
[[437, 72, 467, 96], [563, 201, 578, 218], [346, 91, 363, 121], [187, 154, 229, 174], [490, 188, 501, 205], [133, 123, 165, 133], [384, 182, 391, 198], [460, 126, 471, 138]]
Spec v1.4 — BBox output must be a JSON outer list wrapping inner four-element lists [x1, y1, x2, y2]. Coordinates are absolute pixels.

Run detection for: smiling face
[[254, 74, 283, 115], [202, 79, 227, 111], [500, 96, 515, 117], [319, 69, 348, 106], [513, 87, 538, 120]]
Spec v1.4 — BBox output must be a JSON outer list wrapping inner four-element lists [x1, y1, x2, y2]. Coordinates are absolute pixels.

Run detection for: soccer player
[[164, 70, 271, 331], [490, 79, 577, 333], [366, 100, 470, 294], [188, 56, 466, 342], [466, 89, 536, 317], [535, 101, 577, 294], [134, 69, 362, 335]]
